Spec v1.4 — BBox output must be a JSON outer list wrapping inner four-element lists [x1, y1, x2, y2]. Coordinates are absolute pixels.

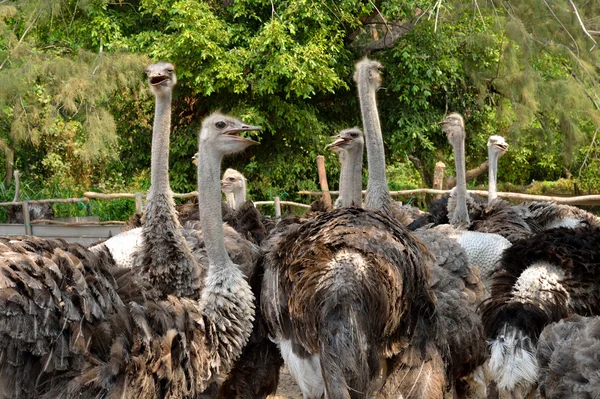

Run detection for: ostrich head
[[199, 113, 261, 156], [328, 127, 364, 152], [488, 135, 509, 157], [221, 168, 246, 194], [440, 113, 465, 145], [353, 58, 383, 89], [145, 62, 177, 96]]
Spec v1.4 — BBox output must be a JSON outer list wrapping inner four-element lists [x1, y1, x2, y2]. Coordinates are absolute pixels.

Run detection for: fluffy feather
[[262, 207, 442, 399]]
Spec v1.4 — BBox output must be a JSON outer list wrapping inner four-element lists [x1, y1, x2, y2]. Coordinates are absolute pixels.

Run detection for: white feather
[[277, 339, 325, 399], [487, 326, 538, 398]]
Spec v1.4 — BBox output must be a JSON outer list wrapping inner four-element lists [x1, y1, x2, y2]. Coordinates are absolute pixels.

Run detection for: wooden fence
[[0, 191, 311, 243], [298, 188, 600, 206]]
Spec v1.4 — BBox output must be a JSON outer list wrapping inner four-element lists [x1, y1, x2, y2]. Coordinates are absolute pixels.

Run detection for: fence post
[[134, 192, 144, 214], [23, 201, 32, 236], [433, 161, 446, 199], [274, 196, 281, 220], [316, 155, 332, 209]]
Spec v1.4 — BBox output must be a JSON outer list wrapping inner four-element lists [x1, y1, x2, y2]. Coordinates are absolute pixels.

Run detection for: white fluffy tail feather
[[487, 326, 537, 399]]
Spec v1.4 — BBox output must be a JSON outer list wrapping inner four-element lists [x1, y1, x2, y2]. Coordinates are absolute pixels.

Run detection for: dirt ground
[[268, 367, 303, 399]]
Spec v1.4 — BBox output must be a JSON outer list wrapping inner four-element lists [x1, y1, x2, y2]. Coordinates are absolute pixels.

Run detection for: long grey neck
[[13, 174, 19, 202], [357, 75, 391, 213], [233, 181, 247, 210], [340, 146, 363, 207], [198, 148, 231, 267], [488, 147, 498, 204], [335, 151, 347, 208], [150, 91, 172, 196], [450, 134, 470, 226]]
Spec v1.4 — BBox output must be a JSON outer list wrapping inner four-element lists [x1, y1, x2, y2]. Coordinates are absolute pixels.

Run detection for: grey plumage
[[536, 315, 600, 399]]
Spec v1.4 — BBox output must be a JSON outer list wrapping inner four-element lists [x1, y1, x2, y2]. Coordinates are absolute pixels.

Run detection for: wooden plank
[[32, 225, 122, 238], [0, 224, 27, 235]]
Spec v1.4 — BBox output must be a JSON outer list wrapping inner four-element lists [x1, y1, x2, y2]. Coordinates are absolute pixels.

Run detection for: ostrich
[[221, 168, 246, 211], [329, 127, 364, 208], [414, 115, 511, 286], [0, 109, 263, 397], [486, 136, 509, 204], [350, 61, 486, 397], [463, 135, 534, 243], [480, 226, 600, 398], [535, 314, 600, 398], [6, 170, 55, 224], [261, 57, 441, 399]]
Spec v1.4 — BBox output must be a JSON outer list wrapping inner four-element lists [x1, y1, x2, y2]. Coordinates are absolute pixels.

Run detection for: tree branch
[[567, 0, 597, 50], [445, 160, 489, 188]]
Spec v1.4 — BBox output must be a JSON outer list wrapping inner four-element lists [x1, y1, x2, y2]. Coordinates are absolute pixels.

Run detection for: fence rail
[[298, 188, 600, 206]]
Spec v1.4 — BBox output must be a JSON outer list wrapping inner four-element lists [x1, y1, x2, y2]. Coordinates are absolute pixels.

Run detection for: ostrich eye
[[350, 133, 358, 138], [228, 177, 234, 182], [216, 121, 227, 129], [167, 68, 174, 73]]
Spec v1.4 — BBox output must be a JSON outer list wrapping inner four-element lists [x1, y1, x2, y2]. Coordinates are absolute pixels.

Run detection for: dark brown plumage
[[467, 198, 536, 243], [262, 207, 442, 399], [0, 236, 220, 398], [480, 226, 600, 397]]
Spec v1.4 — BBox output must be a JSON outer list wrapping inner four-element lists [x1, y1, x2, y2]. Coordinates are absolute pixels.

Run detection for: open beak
[[494, 143, 509, 152], [148, 75, 170, 86], [223, 124, 262, 145], [328, 135, 348, 149]]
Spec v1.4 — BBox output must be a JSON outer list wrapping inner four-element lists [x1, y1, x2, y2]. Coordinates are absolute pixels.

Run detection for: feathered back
[[468, 198, 535, 243], [262, 207, 440, 360]]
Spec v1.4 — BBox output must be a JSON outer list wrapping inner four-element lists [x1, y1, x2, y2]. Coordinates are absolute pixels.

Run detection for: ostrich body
[[329, 127, 364, 208], [261, 58, 440, 399], [535, 314, 600, 398], [221, 168, 247, 211], [6, 170, 55, 224], [480, 226, 600, 398], [131, 62, 201, 298]]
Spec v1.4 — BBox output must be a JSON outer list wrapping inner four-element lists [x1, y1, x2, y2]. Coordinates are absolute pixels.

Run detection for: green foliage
[[1, 0, 600, 222]]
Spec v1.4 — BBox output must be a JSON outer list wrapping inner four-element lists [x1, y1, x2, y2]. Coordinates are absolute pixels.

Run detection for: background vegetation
[[0, 0, 598, 220]]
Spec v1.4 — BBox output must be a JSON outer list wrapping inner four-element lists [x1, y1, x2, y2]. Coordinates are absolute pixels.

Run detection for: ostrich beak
[[223, 124, 262, 145], [328, 135, 348, 149]]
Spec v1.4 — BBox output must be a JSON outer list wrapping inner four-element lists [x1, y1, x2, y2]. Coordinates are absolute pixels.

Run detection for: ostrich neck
[[13, 175, 19, 202], [336, 151, 347, 207], [225, 192, 236, 209], [150, 91, 172, 195], [341, 147, 364, 207], [357, 77, 391, 213], [233, 181, 247, 210], [198, 148, 230, 267], [451, 135, 470, 225], [488, 147, 498, 204]]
